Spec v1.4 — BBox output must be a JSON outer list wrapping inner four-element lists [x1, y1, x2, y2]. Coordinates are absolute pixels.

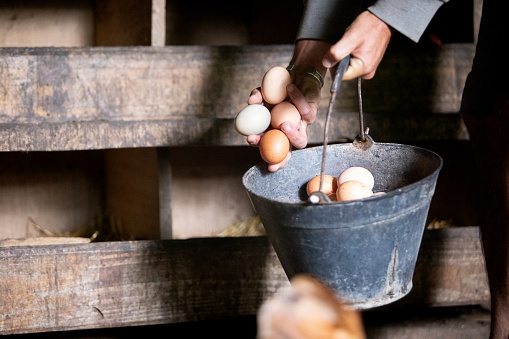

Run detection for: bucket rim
[[242, 141, 443, 207]]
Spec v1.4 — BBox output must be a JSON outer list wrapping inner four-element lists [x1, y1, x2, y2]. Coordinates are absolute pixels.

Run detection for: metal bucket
[[242, 141, 443, 309]]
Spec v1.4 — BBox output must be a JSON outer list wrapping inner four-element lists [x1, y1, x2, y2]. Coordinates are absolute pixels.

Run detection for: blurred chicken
[[257, 275, 366, 339]]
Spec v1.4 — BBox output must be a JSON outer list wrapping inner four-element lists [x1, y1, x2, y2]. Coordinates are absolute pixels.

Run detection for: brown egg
[[259, 129, 290, 165], [261, 66, 292, 105], [306, 175, 338, 201], [271, 101, 301, 129], [336, 180, 373, 202]]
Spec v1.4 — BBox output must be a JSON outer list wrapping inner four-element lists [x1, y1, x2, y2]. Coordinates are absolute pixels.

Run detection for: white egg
[[338, 167, 374, 189], [234, 104, 271, 136]]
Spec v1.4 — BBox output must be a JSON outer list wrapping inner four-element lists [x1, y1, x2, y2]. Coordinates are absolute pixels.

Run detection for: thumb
[[322, 35, 356, 69]]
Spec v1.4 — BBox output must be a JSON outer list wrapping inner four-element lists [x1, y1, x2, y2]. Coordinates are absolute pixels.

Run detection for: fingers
[[324, 42, 365, 80], [322, 28, 357, 69], [287, 84, 317, 126], [248, 87, 263, 105], [247, 120, 305, 172], [322, 11, 391, 80], [244, 89, 265, 148], [335, 53, 376, 81], [322, 43, 352, 70], [268, 151, 291, 172], [324, 40, 362, 79], [248, 120, 306, 149], [246, 134, 262, 147], [246, 61, 321, 171], [280, 120, 308, 149]]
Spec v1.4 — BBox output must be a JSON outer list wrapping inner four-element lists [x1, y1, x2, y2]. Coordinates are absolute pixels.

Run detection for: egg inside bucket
[[242, 142, 442, 309]]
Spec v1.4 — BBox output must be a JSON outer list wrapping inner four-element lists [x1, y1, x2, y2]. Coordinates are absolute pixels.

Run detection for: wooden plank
[[0, 226, 488, 334], [0, 44, 473, 151], [0, 113, 468, 152], [0, 151, 104, 239], [0, 236, 289, 334], [166, 146, 262, 239], [392, 226, 489, 308], [0, 1, 94, 47], [104, 148, 160, 240], [151, 0, 166, 47], [22, 306, 490, 338]]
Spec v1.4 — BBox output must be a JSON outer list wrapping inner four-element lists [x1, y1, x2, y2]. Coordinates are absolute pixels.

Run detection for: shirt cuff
[[368, 0, 446, 42]]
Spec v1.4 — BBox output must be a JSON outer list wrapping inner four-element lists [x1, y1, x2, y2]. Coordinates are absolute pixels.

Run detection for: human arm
[[323, 0, 449, 79], [246, 0, 363, 171], [246, 39, 331, 172]]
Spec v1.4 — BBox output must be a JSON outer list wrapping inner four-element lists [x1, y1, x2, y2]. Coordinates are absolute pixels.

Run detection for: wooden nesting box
[[0, 0, 490, 337]]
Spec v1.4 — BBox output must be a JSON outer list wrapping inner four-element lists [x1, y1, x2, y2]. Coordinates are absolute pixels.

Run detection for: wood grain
[[0, 226, 488, 334], [0, 151, 104, 239], [393, 225, 489, 307], [0, 44, 474, 151]]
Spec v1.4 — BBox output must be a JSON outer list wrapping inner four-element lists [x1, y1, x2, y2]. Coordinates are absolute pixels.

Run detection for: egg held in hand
[[234, 104, 271, 136], [261, 66, 292, 105], [338, 167, 374, 189], [306, 175, 338, 201], [336, 180, 373, 202], [270, 101, 301, 129], [259, 129, 290, 165]]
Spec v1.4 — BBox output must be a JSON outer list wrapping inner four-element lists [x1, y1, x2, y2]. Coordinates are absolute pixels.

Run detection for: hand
[[246, 73, 321, 149], [246, 87, 294, 172], [323, 11, 392, 80], [246, 40, 331, 171]]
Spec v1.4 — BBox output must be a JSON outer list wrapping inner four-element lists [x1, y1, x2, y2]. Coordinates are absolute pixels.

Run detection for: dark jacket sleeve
[[296, 0, 447, 43], [295, 0, 364, 43]]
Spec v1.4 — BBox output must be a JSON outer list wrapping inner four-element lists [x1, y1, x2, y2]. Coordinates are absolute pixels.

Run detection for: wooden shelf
[[0, 226, 488, 335], [0, 2, 484, 335], [0, 43, 473, 152]]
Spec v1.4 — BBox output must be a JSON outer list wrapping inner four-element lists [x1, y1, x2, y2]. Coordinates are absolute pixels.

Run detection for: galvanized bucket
[[242, 140, 442, 309]]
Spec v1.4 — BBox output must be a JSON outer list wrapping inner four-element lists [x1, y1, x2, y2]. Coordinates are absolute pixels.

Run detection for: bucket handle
[[353, 78, 374, 150], [353, 129, 375, 150]]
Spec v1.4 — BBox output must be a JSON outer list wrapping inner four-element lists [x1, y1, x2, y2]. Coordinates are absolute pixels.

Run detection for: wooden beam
[[0, 226, 488, 335], [0, 44, 474, 151], [151, 0, 166, 47], [0, 113, 468, 152], [392, 225, 489, 308], [0, 236, 289, 334], [104, 148, 160, 240]]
